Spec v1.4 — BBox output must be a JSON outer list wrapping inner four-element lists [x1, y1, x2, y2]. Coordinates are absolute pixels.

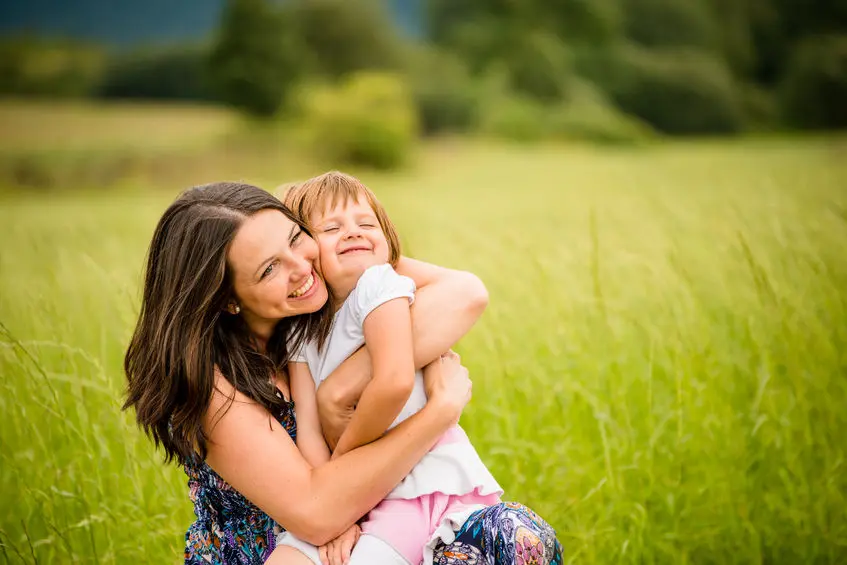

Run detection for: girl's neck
[[331, 287, 354, 312]]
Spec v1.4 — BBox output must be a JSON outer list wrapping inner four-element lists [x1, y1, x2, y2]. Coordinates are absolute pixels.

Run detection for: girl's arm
[[317, 257, 487, 448], [289, 362, 331, 466], [204, 356, 468, 547], [331, 298, 415, 458]]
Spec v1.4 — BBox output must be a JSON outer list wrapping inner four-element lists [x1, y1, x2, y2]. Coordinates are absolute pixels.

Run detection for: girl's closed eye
[[322, 225, 339, 233]]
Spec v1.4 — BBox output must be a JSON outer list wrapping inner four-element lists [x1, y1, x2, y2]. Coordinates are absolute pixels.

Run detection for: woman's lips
[[289, 271, 318, 299]]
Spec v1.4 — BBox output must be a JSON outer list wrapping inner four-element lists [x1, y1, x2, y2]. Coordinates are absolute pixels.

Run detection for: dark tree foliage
[[209, 0, 302, 116]]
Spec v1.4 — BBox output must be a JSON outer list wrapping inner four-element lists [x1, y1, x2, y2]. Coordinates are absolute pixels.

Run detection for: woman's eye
[[261, 263, 275, 279], [290, 230, 303, 246]]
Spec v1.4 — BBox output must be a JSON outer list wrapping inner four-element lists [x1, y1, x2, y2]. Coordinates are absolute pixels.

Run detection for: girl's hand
[[423, 350, 472, 424], [318, 523, 361, 565]]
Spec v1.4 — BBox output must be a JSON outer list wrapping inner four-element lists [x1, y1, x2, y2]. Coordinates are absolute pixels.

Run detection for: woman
[[124, 181, 562, 564]]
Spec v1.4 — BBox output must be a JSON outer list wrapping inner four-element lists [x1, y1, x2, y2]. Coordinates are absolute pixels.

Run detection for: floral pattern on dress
[[436, 502, 564, 565], [183, 397, 295, 565]]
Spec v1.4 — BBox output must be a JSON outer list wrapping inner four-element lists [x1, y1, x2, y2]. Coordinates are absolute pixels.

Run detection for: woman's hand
[[423, 350, 472, 425], [318, 523, 361, 565]]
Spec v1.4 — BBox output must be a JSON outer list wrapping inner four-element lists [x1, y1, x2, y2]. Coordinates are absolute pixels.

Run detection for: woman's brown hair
[[123, 181, 331, 464]]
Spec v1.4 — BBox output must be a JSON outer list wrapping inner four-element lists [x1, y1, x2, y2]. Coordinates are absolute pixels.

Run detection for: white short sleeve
[[351, 264, 416, 326], [289, 344, 308, 364]]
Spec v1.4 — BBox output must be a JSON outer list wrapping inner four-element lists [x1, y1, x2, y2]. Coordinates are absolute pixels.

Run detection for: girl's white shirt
[[292, 264, 502, 500]]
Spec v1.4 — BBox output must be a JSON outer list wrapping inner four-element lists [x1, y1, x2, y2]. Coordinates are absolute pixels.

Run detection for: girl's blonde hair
[[279, 171, 402, 266]]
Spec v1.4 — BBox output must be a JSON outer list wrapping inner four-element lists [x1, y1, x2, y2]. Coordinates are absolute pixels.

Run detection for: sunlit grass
[[0, 98, 238, 154], [1, 134, 846, 563]]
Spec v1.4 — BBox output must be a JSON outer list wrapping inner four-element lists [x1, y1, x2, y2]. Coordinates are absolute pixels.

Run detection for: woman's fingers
[[442, 349, 460, 362], [318, 544, 329, 565], [331, 539, 343, 565], [422, 349, 472, 421], [339, 534, 355, 564]]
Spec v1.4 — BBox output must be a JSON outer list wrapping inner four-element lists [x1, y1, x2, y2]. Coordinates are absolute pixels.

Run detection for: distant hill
[[0, 0, 422, 48]]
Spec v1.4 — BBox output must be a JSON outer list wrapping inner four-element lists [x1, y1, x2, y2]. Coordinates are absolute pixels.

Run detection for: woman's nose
[[290, 256, 312, 280], [290, 243, 317, 271]]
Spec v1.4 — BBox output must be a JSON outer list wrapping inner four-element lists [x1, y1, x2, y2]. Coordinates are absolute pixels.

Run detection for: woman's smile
[[289, 270, 319, 299]]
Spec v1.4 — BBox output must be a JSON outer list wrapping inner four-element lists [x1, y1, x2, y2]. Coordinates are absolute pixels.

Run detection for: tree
[[622, 0, 717, 50], [209, 0, 302, 116], [290, 0, 403, 79], [99, 44, 215, 101], [780, 34, 847, 129]]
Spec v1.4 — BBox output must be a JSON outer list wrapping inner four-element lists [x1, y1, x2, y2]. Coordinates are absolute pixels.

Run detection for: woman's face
[[227, 209, 329, 329]]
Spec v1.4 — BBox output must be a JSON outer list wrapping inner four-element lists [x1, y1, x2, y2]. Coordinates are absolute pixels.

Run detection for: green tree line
[[1, 0, 845, 138]]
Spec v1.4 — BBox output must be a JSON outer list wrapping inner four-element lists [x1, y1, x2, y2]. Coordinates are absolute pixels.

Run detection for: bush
[[299, 72, 418, 169], [0, 37, 106, 97], [478, 94, 549, 143], [780, 34, 847, 130], [505, 32, 574, 104], [405, 47, 479, 135], [623, 0, 717, 49], [609, 47, 745, 134], [0, 150, 139, 190], [99, 45, 216, 101], [739, 82, 779, 130], [479, 79, 654, 146], [546, 79, 656, 145]]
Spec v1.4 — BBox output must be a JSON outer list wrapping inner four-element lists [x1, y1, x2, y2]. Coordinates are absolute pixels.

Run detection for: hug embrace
[[124, 171, 564, 565]]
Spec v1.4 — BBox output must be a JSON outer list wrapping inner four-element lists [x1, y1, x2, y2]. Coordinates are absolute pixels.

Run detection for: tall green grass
[[1, 137, 846, 563]]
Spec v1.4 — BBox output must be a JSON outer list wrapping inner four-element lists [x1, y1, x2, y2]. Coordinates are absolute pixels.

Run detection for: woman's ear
[[226, 302, 241, 315]]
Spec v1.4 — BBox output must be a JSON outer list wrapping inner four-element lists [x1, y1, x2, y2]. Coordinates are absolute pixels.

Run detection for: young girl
[[277, 172, 504, 565]]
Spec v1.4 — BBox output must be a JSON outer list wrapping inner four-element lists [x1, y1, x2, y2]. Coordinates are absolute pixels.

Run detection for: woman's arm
[[204, 357, 468, 547], [317, 257, 487, 449], [399, 256, 489, 366], [289, 362, 331, 466], [331, 298, 416, 458]]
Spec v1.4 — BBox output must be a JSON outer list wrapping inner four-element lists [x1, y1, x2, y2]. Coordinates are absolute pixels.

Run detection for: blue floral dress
[[183, 398, 563, 565]]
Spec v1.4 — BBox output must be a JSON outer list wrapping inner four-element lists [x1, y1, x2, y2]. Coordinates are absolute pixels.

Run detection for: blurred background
[[0, 0, 846, 179], [1, 1, 846, 563]]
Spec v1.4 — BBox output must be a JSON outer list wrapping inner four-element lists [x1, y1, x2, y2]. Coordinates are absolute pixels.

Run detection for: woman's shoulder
[[206, 367, 296, 439], [205, 369, 264, 427]]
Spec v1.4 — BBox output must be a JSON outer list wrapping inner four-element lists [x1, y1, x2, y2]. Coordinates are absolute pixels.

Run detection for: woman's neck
[[244, 317, 274, 352]]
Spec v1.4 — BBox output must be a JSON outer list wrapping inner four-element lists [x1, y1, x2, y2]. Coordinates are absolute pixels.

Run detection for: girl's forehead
[[313, 194, 373, 220]]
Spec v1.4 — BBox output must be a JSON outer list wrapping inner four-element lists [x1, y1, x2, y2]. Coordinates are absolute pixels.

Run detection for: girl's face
[[227, 209, 329, 332], [311, 196, 390, 300]]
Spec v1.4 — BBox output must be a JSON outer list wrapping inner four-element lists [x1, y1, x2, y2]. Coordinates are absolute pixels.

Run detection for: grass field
[[1, 103, 846, 563]]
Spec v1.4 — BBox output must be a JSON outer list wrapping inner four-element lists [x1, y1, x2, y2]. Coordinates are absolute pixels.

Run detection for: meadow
[[1, 102, 846, 563]]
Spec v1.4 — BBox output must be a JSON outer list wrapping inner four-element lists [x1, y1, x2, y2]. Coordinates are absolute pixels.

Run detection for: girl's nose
[[344, 225, 363, 239]]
